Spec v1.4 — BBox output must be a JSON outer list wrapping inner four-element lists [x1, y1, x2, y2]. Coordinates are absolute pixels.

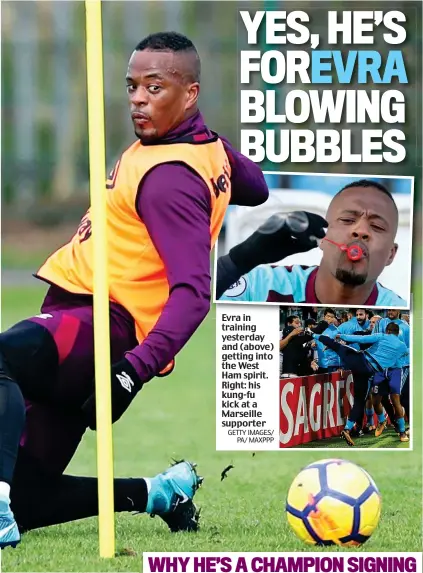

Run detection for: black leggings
[[11, 449, 148, 532], [318, 336, 372, 424], [0, 320, 149, 531], [0, 321, 59, 484]]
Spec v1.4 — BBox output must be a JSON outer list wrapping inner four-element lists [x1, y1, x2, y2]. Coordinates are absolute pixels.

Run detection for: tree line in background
[[1, 1, 421, 224]]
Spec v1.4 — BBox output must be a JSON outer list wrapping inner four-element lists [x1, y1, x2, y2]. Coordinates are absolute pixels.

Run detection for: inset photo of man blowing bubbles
[[216, 174, 413, 308]]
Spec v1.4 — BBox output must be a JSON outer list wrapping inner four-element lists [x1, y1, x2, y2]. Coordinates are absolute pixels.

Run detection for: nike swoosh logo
[[0, 522, 16, 537]]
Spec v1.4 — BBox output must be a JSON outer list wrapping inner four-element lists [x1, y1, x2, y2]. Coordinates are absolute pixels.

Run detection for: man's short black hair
[[386, 322, 400, 335], [305, 318, 316, 327], [286, 315, 299, 326], [135, 32, 201, 82], [356, 308, 368, 315], [335, 179, 397, 211], [323, 307, 336, 317]]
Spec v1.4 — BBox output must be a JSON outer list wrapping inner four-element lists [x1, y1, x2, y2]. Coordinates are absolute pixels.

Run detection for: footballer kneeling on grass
[[0, 31, 269, 548]]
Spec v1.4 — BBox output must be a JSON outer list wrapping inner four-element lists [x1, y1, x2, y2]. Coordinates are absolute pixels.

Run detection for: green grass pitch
[[1, 285, 422, 572]]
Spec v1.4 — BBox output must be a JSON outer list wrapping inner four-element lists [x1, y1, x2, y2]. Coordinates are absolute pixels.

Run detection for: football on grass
[[286, 459, 381, 546]]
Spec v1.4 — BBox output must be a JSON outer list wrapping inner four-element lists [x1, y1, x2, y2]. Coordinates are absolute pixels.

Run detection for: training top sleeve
[[219, 136, 269, 206], [124, 163, 212, 381], [337, 322, 348, 334], [340, 333, 381, 344]]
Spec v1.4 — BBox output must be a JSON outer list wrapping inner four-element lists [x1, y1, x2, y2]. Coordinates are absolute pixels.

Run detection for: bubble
[[257, 213, 287, 235], [257, 211, 310, 236], [347, 245, 364, 261], [286, 211, 309, 233]]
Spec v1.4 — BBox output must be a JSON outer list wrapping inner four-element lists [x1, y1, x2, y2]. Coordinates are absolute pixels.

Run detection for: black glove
[[228, 211, 328, 275], [81, 358, 143, 430]]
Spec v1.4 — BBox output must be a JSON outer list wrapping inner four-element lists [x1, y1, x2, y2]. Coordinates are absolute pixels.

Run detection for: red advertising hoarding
[[279, 371, 355, 448]]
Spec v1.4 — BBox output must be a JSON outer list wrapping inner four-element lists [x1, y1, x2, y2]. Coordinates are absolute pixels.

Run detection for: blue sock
[[345, 419, 355, 431], [377, 413, 386, 423], [397, 417, 405, 433], [366, 408, 374, 418]]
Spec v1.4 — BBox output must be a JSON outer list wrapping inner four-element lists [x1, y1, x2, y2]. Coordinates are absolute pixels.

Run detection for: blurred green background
[[2, 0, 240, 268]]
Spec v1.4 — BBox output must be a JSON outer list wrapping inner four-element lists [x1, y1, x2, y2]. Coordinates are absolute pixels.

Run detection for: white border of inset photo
[[215, 302, 413, 453], [213, 171, 415, 310]]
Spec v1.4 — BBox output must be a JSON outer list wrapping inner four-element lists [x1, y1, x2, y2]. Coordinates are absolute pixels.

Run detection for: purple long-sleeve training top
[[43, 111, 269, 382], [125, 111, 268, 381]]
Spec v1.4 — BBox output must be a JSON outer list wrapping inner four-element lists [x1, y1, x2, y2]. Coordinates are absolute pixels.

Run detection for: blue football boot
[[0, 497, 20, 549], [146, 460, 203, 532]]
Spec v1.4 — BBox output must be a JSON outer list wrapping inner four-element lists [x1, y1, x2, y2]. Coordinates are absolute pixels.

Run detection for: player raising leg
[[311, 335, 374, 447]]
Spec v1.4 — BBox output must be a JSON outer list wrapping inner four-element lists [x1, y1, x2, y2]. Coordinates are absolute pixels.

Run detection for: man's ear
[[385, 243, 398, 267], [185, 83, 200, 111]]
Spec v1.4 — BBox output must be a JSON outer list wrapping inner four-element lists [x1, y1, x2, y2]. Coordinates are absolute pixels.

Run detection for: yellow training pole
[[85, 0, 115, 558]]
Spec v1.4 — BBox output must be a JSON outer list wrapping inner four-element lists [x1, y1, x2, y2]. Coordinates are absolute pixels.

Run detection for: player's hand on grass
[[228, 211, 328, 275], [82, 358, 143, 429]]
